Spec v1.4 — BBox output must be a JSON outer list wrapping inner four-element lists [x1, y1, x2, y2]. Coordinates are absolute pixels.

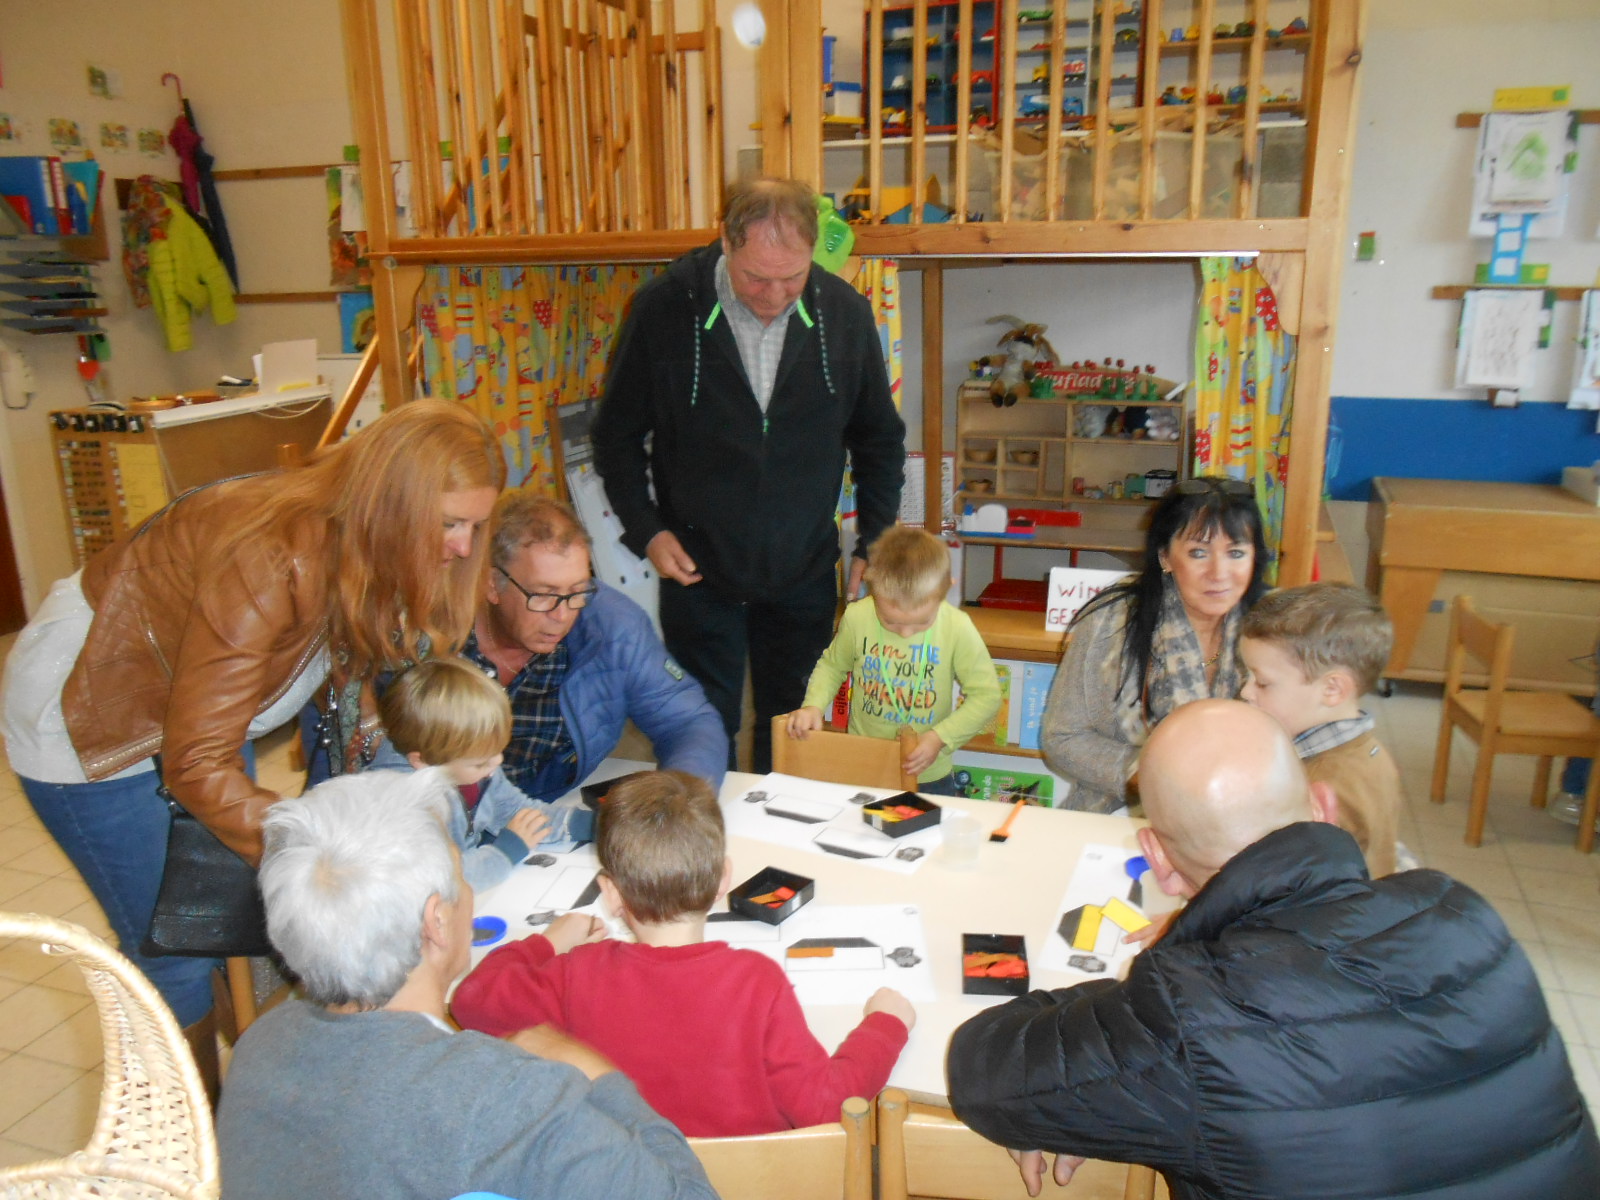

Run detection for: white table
[[471, 765, 1150, 1100]]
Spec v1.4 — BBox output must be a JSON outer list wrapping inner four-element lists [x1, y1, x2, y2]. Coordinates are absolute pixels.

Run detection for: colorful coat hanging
[[1193, 256, 1296, 581]]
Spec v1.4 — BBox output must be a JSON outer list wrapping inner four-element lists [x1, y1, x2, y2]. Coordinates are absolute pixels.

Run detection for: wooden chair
[[0, 911, 220, 1199], [770, 715, 920, 792], [687, 1096, 872, 1200], [876, 1089, 1161, 1200], [1430, 595, 1600, 850]]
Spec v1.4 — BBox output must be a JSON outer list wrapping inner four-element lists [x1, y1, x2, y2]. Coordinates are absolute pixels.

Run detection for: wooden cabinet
[[955, 367, 1186, 512]]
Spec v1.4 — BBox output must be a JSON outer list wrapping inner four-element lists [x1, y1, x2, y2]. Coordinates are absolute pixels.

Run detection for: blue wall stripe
[[1326, 396, 1600, 501]]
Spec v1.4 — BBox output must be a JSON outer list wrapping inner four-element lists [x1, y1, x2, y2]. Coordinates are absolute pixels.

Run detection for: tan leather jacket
[[61, 476, 329, 864]]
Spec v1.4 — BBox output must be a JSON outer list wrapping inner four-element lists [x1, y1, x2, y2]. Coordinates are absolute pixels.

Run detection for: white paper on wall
[[1455, 289, 1543, 390]]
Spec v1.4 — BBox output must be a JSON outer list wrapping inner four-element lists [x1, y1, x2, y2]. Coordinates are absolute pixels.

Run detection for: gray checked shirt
[[714, 255, 798, 413]]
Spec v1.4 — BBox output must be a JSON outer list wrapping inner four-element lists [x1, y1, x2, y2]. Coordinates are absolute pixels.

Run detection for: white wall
[[1333, 0, 1600, 402], [0, 0, 350, 609]]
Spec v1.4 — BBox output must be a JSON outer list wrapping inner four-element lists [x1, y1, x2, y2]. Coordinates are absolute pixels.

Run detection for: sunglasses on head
[[1174, 477, 1254, 497]]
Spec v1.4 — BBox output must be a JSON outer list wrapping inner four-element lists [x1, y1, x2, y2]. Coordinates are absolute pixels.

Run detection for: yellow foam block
[[1102, 896, 1151, 933], [1065, 904, 1103, 951]]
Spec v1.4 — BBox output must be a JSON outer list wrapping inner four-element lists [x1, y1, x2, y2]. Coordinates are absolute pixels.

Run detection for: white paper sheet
[[1455, 289, 1543, 389], [1570, 290, 1600, 409], [710, 903, 937, 1004], [1468, 109, 1575, 238], [723, 774, 942, 874], [1037, 843, 1150, 979]]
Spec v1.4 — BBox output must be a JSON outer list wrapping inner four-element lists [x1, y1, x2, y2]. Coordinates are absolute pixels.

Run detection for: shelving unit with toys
[[956, 358, 1186, 511]]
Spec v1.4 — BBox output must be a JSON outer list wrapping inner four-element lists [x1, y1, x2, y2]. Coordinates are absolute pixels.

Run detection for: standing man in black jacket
[[948, 700, 1599, 1200], [593, 178, 905, 773]]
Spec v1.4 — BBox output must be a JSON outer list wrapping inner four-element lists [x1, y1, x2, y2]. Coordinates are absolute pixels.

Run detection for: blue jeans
[[1560, 688, 1600, 795], [18, 756, 248, 1026], [917, 773, 962, 797]]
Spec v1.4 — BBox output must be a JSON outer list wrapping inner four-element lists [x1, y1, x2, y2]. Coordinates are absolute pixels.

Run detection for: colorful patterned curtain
[[416, 263, 662, 490], [415, 258, 903, 496], [1193, 256, 1296, 582], [852, 257, 903, 409]]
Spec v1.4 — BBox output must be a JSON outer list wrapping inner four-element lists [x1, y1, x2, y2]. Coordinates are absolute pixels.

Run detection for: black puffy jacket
[[592, 241, 905, 602], [948, 822, 1600, 1200]]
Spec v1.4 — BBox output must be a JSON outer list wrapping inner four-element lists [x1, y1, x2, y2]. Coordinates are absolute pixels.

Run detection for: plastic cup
[[942, 810, 984, 869]]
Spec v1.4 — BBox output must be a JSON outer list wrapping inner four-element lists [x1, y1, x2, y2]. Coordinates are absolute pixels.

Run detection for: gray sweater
[[1039, 597, 1141, 813], [217, 1000, 717, 1200]]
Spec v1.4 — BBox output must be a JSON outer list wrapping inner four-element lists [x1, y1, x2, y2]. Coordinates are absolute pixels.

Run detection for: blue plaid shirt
[[461, 630, 580, 797]]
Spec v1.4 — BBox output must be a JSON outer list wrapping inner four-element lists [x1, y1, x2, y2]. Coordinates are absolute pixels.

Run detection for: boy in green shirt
[[785, 527, 1002, 794]]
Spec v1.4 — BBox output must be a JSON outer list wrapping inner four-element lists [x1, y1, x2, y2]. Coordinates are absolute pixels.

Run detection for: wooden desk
[[471, 768, 1148, 1101], [1366, 478, 1600, 680]]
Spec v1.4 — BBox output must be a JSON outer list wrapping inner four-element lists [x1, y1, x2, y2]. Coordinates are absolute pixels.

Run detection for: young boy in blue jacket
[[375, 657, 593, 890]]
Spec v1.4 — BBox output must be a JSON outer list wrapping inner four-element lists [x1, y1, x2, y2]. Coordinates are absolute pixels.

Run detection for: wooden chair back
[[687, 1096, 872, 1200], [1443, 596, 1514, 701], [876, 1089, 1160, 1200], [0, 911, 220, 1199], [770, 716, 920, 793]]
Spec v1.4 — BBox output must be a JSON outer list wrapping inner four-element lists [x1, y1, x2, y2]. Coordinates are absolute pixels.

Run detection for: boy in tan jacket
[[1239, 584, 1405, 877]]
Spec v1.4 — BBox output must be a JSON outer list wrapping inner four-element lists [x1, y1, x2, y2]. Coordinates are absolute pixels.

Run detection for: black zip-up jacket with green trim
[[947, 822, 1600, 1200], [592, 241, 905, 603]]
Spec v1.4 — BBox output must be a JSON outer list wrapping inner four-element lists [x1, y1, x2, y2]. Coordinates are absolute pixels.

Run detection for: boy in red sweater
[[450, 769, 915, 1136]]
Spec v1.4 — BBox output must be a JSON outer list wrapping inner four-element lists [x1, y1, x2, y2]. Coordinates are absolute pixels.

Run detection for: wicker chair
[[0, 911, 220, 1200]]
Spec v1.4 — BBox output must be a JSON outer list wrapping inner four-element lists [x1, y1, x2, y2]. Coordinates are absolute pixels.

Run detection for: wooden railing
[[343, 0, 723, 249]]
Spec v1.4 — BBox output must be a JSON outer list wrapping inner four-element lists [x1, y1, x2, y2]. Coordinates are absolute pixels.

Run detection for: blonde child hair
[[597, 770, 725, 925], [376, 657, 511, 765], [1240, 584, 1393, 695], [864, 526, 950, 610]]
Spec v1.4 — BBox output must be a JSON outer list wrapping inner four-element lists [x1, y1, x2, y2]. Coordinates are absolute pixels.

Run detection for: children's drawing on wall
[[1455, 288, 1548, 391], [86, 64, 122, 99], [48, 118, 83, 151], [1569, 291, 1600, 411], [0, 114, 17, 143], [326, 166, 371, 288], [339, 290, 376, 353], [1470, 109, 1577, 239], [98, 123, 129, 152], [137, 128, 165, 157]]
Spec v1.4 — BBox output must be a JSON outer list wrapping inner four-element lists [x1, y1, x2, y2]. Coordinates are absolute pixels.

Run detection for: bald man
[[947, 700, 1599, 1200]]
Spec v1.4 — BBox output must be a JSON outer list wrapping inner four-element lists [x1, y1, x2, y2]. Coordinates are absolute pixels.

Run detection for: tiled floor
[[0, 650, 1596, 1164]]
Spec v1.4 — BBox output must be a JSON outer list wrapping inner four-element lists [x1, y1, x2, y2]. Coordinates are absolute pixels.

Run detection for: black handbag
[[141, 764, 272, 959]]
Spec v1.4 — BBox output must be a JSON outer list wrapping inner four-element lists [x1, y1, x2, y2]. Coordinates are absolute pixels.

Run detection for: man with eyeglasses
[[461, 491, 727, 803]]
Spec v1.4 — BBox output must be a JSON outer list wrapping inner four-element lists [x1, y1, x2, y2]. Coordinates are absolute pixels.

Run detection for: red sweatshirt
[[451, 936, 909, 1137]]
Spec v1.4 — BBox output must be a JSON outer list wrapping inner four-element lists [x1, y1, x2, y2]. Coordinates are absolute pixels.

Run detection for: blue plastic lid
[[472, 915, 507, 947]]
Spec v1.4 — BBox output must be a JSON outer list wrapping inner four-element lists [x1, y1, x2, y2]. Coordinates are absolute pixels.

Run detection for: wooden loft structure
[[340, 0, 1365, 587]]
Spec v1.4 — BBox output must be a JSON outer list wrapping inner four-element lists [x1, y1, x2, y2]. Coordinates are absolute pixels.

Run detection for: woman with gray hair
[[217, 768, 716, 1200]]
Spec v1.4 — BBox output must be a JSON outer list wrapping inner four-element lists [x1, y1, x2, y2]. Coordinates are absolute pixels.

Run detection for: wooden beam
[[1278, 0, 1365, 587], [702, 4, 724, 220], [1456, 109, 1600, 128], [998, 0, 1018, 221], [1091, 0, 1117, 218], [1188, 0, 1215, 220], [1432, 284, 1588, 302], [1137, 0, 1162, 219], [758, 0, 792, 176], [340, 0, 409, 406], [851, 216, 1311, 256], [911, 0, 928, 222], [922, 264, 944, 532], [235, 292, 344, 304], [789, 0, 824, 188], [868, 0, 884, 218], [953, 0, 973, 224], [211, 165, 333, 181]]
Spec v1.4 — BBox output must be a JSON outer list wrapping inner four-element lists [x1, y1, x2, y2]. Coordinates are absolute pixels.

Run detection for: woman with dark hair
[[1040, 478, 1268, 813]]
